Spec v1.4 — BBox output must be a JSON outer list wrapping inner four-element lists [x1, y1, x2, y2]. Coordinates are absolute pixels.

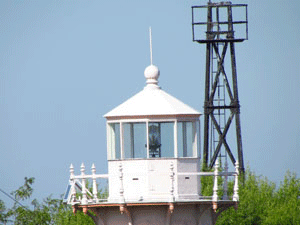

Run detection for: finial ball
[[144, 64, 160, 81]]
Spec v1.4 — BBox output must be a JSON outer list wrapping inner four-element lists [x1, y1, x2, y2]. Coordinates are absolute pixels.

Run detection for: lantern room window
[[123, 122, 147, 159], [148, 122, 174, 158], [107, 123, 121, 160], [107, 120, 199, 160], [177, 121, 198, 157]]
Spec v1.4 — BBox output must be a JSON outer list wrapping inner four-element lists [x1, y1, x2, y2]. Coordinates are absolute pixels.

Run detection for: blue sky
[[0, 0, 299, 204]]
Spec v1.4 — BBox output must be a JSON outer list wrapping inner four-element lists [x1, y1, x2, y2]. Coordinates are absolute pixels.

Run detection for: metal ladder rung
[[213, 114, 225, 117], [213, 110, 225, 113]]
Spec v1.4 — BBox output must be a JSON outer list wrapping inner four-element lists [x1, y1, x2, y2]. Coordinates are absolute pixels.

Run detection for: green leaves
[[12, 177, 35, 203], [1, 177, 95, 225], [0, 199, 8, 223], [216, 169, 300, 225], [263, 171, 300, 225]]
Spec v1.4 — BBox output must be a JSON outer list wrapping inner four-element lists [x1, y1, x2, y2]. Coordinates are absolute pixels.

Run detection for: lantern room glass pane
[[148, 122, 174, 158], [177, 122, 197, 157], [107, 123, 121, 160], [160, 123, 174, 157], [123, 123, 147, 159]]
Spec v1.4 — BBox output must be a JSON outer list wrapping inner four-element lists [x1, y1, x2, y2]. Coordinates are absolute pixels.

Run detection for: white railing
[[177, 160, 240, 202], [64, 163, 109, 205], [65, 161, 239, 205]]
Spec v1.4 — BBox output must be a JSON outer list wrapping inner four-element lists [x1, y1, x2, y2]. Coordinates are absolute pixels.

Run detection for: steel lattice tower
[[192, 1, 248, 172]]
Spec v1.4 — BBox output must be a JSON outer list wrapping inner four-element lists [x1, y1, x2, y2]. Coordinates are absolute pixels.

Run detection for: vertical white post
[[120, 122, 124, 159], [212, 160, 219, 202], [169, 162, 175, 202], [130, 124, 134, 158], [192, 121, 197, 157], [197, 120, 201, 158], [119, 163, 125, 203], [146, 120, 149, 158], [81, 163, 88, 205], [70, 164, 76, 203], [107, 123, 113, 160], [223, 160, 229, 200], [174, 120, 178, 158], [182, 122, 187, 157], [233, 162, 239, 201], [92, 163, 98, 203]]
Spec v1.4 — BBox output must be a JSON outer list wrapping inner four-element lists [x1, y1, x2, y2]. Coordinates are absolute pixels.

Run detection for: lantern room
[[104, 64, 202, 202]]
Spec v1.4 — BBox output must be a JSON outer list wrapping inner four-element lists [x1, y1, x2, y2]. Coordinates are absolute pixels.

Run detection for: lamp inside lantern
[[148, 123, 161, 157]]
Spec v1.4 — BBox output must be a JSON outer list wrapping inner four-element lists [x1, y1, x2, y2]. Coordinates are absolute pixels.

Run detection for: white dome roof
[[104, 64, 201, 118]]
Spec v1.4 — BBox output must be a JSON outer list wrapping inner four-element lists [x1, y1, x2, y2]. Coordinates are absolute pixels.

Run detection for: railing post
[[119, 163, 125, 203], [81, 163, 88, 205], [233, 162, 239, 201], [169, 162, 175, 202], [92, 163, 98, 203], [70, 164, 76, 203], [223, 160, 229, 200], [212, 160, 219, 202]]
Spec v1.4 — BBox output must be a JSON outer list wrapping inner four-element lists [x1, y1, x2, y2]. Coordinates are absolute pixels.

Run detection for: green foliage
[[98, 187, 109, 200], [12, 177, 35, 202], [201, 174, 214, 196], [216, 169, 300, 225], [201, 163, 227, 198], [0, 199, 8, 223], [54, 205, 95, 225], [263, 171, 300, 225], [0, 177, 95, 225], [200, 165, 214, 196]]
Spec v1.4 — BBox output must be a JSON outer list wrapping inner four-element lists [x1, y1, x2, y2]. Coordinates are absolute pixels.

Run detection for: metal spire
[[149, 27, 153, 65]]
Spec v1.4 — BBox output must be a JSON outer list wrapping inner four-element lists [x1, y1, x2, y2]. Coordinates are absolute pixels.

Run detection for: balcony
[[64, 160, 239, 211]]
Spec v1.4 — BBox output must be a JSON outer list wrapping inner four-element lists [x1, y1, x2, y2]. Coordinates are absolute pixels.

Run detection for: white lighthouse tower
[[64, 32, 240, 225]]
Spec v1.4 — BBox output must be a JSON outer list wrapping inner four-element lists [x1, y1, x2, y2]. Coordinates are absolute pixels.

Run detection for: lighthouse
[[64, 56, 240, 224]]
